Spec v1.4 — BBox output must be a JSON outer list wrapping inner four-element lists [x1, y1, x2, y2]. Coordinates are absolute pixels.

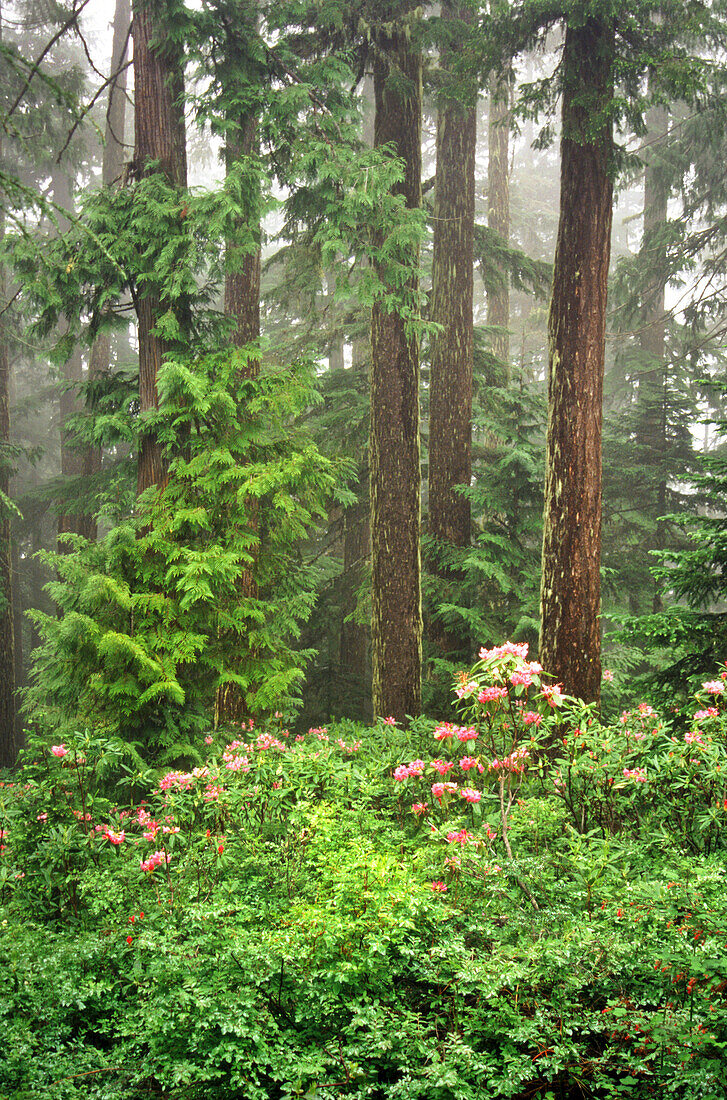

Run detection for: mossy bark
[[428, 0, 476, 655], [539, 17, 615, 704], [370, 31, 422, 723]]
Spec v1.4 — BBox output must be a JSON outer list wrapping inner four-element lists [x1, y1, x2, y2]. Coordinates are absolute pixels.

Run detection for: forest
[[2, 0, 727, 1096]]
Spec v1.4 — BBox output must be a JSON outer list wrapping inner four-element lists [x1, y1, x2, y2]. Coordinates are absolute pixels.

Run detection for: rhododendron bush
[[2, 653, 727, 1097]]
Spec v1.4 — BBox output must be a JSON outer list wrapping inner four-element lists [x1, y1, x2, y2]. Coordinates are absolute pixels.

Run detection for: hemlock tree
[[427, 0, 477, 655], [370, 11, 424, 723]]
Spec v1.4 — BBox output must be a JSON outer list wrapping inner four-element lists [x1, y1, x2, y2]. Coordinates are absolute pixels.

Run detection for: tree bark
[[427, 0, 476, 655], [133, 0, 187, 496], [539, 17, 615, 704], [84, 0, 132, 538], [370, 29, 423, 723], [487, 72, 511, 370]]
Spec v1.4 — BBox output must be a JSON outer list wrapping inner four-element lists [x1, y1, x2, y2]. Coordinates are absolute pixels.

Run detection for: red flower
[[218, 844, 224, 855], [126, 935, 133, 945]]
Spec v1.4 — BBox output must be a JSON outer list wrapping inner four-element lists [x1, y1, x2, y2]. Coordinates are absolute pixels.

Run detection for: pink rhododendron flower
[[477, 686, 508, 704], [694, 707, 719, 721], [430, 881, 448, 893], [407, 760, 425, 776], [456, 726, 478, 742], [37, 813, 48, 822], [459, 756, 479, 771], [455, 681, 479, 699], [430, 759, 455, 776], [140, 850, 171, 873], [204, 735, 213, 744], [638, 703, 657, 716], [446, 828, 474, 845], [460, 787, 482, 803], [50, 744, 68, 757], [523, 711, 542, 727], [159, 770, 193, 791], [702, 681, 724, 695], [431, 781, 458, 801], [510, 669, 534, 688], [623, 767, 647, 782], [411, 802, 428, 815], [382, 716, 397, 726], [479, 641, 529, 661], [393, 765, 409, 782], [433, 722, 456, 741], [602, 669, 614, 682], [541, 684, 564, 707], [685, 731, 704, 745], [103, 828, 125, 845]]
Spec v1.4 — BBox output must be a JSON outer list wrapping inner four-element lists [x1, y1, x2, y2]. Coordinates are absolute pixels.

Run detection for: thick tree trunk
[[539, 18, 614, 704], [133, 0, 187, 496], [427, 0, 476, 655], [84, 0, 132, 538], [370, 31, 423, 723], [487, 73, 511, 369]]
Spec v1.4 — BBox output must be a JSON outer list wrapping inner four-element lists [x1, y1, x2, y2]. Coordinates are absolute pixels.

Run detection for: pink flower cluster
[[489, 747, 529, 774], [477, 686, 508, 704], [430, 759, 455, 776], [479, 641, 529, 661], [159, 771, 194, 792], [431, 781, 458, 801], [694, 707, 718, 722], [140, 850, 171, 873], [50, 744, 68, 758], [393, 760, 426, 781], [433, 723, 477, 742], [102, 827, 125, 845], [460, 787, 482, 803], [623, 768, 647, 782], [702, 681, 724, 695]]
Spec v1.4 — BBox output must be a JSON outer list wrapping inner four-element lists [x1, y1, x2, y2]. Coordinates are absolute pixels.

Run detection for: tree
[[369, 15, 424, 724], [427, 0, 477, 656], [132, 0, 188, 496], [538, 14, 615, 703]]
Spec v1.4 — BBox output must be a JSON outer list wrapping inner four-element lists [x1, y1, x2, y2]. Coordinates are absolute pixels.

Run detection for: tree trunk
[[84, 0, 132, 538], [133, 0, 187, 496], [370, 30, 423, 723], [539, 17, 615, 704], [427, 0, 476, 655], [487, 73, 511, 370]]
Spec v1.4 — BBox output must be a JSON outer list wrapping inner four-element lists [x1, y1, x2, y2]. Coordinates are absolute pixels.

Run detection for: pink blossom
[[37, 813, 48, 821], [455, 726, 478, 742], [479, 641, 529, 661], [623, 767, 647, 782], [460, 787, 482, 803], [477, 686, 508, 704], [140, 849, 171, 873], [407, 760, 425, 776], [460, 756, 479, 771], [255, 732, 286, 751], [522, 711, 542, 727], [411, 802, 428, 815], [444, 855, 461, 870], [50, 744, 68, 758], [685, 731, 704, 746], [103, 828, 125, 845], [455, 681, 479, 699], [204, 735, 213, 745], [431, 781, 458, 801], [393, 765, 409, 782], [430, 881, 448, 893], [602, 669, 614, 683], [224, 754, 250, 772], [433, 723, 456, 741], [695, 707, 719, 721], [510, 669, 534, 688], [159, 770, 193, 791], [702, 681, 724, 695], [638, 702, 657, 716], [382, 716, 397, 726], [541, 684, 564, 707], [446, 828, 474, 845], [430, 759, 455, 776]]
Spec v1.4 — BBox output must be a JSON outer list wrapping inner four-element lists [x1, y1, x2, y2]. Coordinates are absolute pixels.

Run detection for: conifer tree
[[370, 15, 423, 723], [427, 0, 477, 655], [133, 0, 188, 496]]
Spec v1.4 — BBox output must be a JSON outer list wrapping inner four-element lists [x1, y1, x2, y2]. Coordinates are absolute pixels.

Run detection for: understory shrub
[[3, 652, 727, 1098]]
